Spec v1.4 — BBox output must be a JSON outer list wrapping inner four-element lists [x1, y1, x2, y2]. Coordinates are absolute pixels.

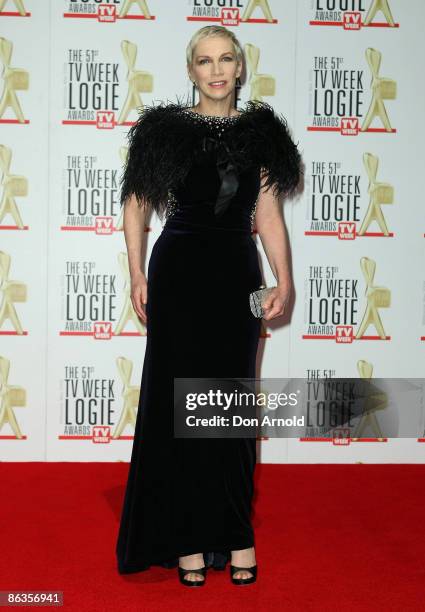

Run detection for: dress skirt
[[116, 218, 263, 573]]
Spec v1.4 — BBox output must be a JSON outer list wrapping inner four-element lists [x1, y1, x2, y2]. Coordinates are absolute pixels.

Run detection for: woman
[[115, 25, 301, 587]]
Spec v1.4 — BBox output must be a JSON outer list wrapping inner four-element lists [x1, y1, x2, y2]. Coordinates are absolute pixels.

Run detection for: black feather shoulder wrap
[[119, 99, 302, 216]]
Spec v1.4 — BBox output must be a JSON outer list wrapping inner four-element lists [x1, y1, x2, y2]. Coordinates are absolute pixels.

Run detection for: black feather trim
[[119, 99, 194, 216], [119, 98, 303, 216], [230, 99, 303, 199]]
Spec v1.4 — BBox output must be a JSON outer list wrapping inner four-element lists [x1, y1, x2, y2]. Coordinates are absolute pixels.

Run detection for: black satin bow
[[201, 136, 239, 218]]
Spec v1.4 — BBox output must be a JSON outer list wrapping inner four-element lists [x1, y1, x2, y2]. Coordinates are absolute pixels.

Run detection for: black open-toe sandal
[[230, 564, 257, 585], [178, 565, 207, 587]]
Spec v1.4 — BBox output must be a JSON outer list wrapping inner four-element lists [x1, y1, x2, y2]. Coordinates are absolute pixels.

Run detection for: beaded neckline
[[182, 108, 243, 122]]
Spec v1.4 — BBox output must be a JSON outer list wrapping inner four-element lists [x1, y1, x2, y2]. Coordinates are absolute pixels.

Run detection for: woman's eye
[[198, 57, 233, 65]]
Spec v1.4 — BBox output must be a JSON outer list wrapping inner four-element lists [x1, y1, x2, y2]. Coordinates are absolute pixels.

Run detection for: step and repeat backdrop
[[1, 0, 424, 462]]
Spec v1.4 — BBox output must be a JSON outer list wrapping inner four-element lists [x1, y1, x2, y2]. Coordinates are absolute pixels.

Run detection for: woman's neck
[[192, 99, 239, 118]]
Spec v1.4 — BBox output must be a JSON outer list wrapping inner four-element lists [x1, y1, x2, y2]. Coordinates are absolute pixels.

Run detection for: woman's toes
[[234, 569, 253, 580], [178, 553, 205, 582]]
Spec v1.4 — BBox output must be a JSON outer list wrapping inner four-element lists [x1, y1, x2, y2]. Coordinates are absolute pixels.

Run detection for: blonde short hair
[[186, 25, 243, 66]]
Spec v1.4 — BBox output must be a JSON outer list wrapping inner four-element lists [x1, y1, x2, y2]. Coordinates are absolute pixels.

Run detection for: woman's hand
[[131, 271, 148, 324], [262, 282, 291, 321]]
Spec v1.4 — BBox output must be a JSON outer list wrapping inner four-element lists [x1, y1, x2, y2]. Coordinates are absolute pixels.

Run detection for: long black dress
[[115, 100, 301, 573]]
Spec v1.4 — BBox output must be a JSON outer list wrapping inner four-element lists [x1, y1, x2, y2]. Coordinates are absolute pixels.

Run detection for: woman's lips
[[209, 81, 227, 88]]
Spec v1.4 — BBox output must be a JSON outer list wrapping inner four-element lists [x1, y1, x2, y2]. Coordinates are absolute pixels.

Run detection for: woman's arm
[[254, 174, 293, 321], [122, 194, 149, 324]]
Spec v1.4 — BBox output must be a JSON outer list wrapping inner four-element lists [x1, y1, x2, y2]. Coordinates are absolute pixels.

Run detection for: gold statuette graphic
[[358, 152, 393, 236], [112, 356, 141, 438], [119, 0, 152, 19], [0, 355, 26, 439], [114, 251, 147, 336], [364, 0, 395, 27], [117, 40, 153, 125], [244, 43, 275, 102], [241, 0, 274, 22], [0, 0, 26, 16], [351, 360, 386, 441], [355, 257, 390, 340], [361, 48, 396, 133], [0, 37, 29, 123], [0, 250, 27, 334], [0, 144, 28, 228]]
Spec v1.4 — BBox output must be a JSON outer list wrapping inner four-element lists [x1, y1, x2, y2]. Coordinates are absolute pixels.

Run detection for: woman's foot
[[178, 553, 205, 583], [230, 546, 256, 580]]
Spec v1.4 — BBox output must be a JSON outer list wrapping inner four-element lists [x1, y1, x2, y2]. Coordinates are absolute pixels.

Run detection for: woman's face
[[188, 35, 241, 103]]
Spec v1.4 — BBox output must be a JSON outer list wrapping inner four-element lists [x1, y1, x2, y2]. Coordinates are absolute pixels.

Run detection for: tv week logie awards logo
[[186, 0, 278, 25], [303, 259, 391, 343], [308, 50, 397, 135], [308, 0, 398, 29], [304, 155, 394, 239], [63, 0, 156, 22]]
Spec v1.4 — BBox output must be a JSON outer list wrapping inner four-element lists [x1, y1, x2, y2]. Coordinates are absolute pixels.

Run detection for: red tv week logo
[[96, 111, 115, 129], [221, 8, 240, 26], [98, 5, 117, 22], [343, 12, 362, 30], [95, 217, 114, 235], [335, 325, 354, 343], [341, 117, 359, 135], [338, 222, 356, 240], [92, 426, 111, 443], [93, 321, 112, 339], [332, 428, 351, 445]]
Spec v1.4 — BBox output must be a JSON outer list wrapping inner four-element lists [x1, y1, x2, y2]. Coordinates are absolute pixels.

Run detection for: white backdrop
[[1, 0, 424, 462]]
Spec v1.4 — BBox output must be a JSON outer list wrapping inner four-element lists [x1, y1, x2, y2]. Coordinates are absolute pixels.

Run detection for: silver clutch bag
[[249, 284, 277, 318]]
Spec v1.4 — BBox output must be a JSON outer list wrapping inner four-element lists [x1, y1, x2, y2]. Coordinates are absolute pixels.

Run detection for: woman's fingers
[[131, 292, 145, 322], [141, 284, 148, 308], [263, 299, 284, 320], [131, 281, 148, 323], [262, 290, 289, 321]]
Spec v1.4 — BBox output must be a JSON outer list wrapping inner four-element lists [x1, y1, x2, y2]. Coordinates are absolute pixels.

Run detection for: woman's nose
[[211, 63, 224, 76]]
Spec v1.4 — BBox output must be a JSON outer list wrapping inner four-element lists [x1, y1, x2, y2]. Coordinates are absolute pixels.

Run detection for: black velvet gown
[[115, 100, 301, 574]]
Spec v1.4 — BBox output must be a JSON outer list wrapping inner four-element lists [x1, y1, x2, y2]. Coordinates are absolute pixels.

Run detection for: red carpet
[[1, 463, 424, 611]]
